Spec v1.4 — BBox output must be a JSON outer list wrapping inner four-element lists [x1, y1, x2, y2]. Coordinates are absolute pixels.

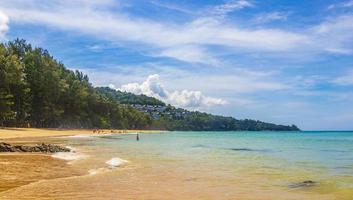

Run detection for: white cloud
[[0, 0, 309, 64], [118, 74, 227, 108], [332, 70, 353, 86], [314, 15, 353, 34], [312, 15, 353, 55], [210, 0, 253, 17], [0, 0, 351, 63], [0, 11, 9, 39], [343, 0, 353, 7], [77, 64, 289, 95], [108, 83, 117, 90], [328, 0, 353, 10], [159, 45, 219, 65], [150, 1, 194, 14], [168, 90, 227, 108], [166, 69, 289, 93], [119, 74, 168, 99], [325, 48, 352, 55], [87, 44, 105, 52], [253, 11, 289, 24]]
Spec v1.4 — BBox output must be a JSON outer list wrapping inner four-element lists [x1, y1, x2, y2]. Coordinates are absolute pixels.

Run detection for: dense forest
[[0, 39, 151, 129], [0, 39, 299, 131], [154, 114, 300, 131]]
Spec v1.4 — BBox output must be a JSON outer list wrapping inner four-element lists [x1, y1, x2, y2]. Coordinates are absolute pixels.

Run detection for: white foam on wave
[[51, 146, 87, 164], [52, 152, 83, 161], [88, 157, 129, 176], [65, 134, 116, 139], [65, 134, 94, 138], [105, 157, 129, 168], [88, 168, 108, 175], [123, 132, 138, 135]]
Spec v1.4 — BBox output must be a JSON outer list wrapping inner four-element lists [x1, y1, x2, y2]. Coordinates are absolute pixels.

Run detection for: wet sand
[[0, 153, 83, 193]]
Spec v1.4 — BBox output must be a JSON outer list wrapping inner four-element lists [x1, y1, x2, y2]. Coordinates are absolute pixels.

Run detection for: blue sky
[[0, 0, 353, 130]]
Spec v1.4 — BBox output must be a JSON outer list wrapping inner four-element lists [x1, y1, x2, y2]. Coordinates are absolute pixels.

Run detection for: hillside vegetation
[[0, 39, 299, 131], [0, 39, 151, 129], [97, 87, 300, 131]]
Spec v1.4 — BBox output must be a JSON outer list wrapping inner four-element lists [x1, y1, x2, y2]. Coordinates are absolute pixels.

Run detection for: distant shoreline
[[0, 128, 166, 139], [6, 128, 350, 140]]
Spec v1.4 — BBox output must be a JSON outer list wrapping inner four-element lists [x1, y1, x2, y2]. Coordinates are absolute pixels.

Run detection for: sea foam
[[65, 134, 94, 139], [88, 157, 129, 176], [105, 157, 129, 168], [65, 134, 116, 139], [51, 146, 86, 163]]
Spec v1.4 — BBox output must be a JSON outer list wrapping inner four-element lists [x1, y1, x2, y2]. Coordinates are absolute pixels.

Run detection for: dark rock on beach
[[289, 180, 316, 189], [230, 148, 254, 151], [0, 142, 71, 153]]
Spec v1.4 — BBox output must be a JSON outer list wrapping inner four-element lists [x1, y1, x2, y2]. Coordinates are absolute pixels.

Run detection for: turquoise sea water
[[61, 131, 353, 199], [86, 131, 353, 175]]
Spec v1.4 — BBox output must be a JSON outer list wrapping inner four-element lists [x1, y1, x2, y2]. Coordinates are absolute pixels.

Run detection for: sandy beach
[[0, 128, 165, 139], [0, 128, 166, 198]]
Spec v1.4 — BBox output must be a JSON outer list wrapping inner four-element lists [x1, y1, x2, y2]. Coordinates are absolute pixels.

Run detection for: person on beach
[[136, 133, 140, 141]]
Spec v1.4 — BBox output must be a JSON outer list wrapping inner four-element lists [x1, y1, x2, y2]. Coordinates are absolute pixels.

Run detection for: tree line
[[152, 111, 299, 131], [0, 39, 151, 129], [96, 87, 165, 106]]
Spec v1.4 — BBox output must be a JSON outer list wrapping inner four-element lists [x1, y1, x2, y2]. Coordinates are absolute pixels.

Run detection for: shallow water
[[1, 131, 352, 199]]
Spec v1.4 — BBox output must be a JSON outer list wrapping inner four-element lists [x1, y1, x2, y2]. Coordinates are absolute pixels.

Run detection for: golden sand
[[0, 153, 84, 193], [0, 154, 340, 200]]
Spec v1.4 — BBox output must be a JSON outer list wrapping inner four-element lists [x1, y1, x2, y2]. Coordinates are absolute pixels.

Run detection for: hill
[[97, 87, 300, 131]]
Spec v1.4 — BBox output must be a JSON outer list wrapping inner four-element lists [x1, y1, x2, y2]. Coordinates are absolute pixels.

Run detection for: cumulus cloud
[[119, 74, 168, 99], [168, 90, 227, 108], [118, 74, 227, 108], [0, 11, 9, 39]]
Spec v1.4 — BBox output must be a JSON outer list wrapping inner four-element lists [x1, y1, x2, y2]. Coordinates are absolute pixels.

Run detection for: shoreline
[[0, 128, 167, 139]]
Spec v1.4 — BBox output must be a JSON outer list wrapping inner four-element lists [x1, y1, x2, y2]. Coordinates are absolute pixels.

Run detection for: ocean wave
[[65, 134, 118, 139], [105, 157, 129, 168], [51, 146, 86, 163], [88, 157, 129, 176], [65, 134, 95, 138]]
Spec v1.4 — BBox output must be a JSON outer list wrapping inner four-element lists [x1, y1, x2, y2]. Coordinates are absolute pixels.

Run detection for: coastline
[[0, 128, 166, 139]]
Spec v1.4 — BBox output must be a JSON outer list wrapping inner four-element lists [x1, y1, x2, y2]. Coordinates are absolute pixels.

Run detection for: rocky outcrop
[[0, 142, 71, 153]]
